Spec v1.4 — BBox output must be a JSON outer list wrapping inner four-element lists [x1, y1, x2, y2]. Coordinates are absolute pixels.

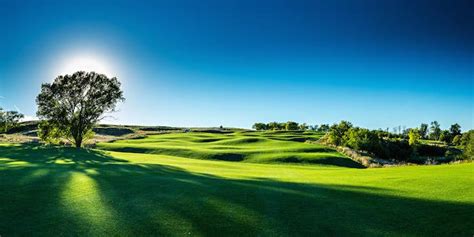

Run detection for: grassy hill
[[0, 131, 473, 236], [96, 131, 364, 168], [0, 142, 474, 236]]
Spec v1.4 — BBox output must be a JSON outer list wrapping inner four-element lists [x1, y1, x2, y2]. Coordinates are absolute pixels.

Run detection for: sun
[[53, 52, 116, 78]]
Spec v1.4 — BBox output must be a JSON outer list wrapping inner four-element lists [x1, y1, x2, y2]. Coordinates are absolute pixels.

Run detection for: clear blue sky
[[0, 0, 472, 130]]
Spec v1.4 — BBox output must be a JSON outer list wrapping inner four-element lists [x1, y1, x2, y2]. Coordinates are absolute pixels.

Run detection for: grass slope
[[97, 131, 364, 168], [0, 143, 473, 236]]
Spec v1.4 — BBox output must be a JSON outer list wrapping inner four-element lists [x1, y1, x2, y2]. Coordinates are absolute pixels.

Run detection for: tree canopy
[[0, 107, 24, 133], [36, 71, 124, 148]]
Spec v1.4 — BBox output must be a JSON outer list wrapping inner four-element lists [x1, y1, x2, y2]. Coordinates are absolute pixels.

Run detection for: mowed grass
[[0, 140, 473, 236], [97, 131, 364, 168]]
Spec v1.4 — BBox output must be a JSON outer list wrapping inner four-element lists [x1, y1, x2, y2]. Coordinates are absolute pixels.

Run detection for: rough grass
[[0, 143, 473, 236], [96, 131, 364, 168]]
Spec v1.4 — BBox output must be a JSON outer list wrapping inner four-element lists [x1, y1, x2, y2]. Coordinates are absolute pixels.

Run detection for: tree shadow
[[0, 144, 472, 236]]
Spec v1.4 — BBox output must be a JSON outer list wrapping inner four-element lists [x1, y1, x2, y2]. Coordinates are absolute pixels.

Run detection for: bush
[[416, 144, 447, 157], [460, 130, 473, 160], [285, 121, 299, 131], [328, 121, 353, 146], [445, 148, 463, 161], [379, 139, 412, 161], [325, 122, 413, 161], [344, 128, 380, 152]]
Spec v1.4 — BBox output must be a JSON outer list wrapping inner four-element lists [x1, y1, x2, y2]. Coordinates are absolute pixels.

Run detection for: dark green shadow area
[[0, 145, 473, 236]]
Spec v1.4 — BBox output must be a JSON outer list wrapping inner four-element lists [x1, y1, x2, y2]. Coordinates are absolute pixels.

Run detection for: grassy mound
[[97, 131, 363, 168], [0, 143, 472, 236]]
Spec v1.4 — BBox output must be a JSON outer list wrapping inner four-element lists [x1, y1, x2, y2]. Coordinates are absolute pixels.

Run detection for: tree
[[267, 122, 280, 130], [0, 107, 4, 132], [36, 71, 124, 148], [0, 108, 24, 133], [408, 128, 421, 146], [328, 121, 352, 146], [299, 123, 308, 131], [439, 130, 452, 144], [460, 130, 474, 160], [449, 123, 461, 137], [429, 121, 441, 140], [318, 124, 330, 132], [252, 123, 267, 131], [285, 121, 299, 131], [309, 125, 319, 131], [452, 134, 462, 146], [344, 127, 380, 152], [419, 123, 428, 139]]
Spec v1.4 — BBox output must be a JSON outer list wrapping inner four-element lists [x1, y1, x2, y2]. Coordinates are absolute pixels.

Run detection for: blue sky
[[0, 0, 472, 130]]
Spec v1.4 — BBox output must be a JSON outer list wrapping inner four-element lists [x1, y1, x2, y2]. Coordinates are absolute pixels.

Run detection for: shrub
[[379, 139, 412, 161], [344, 128, 380, 153], [252, 123, 267, 131], [408, 128, 421, 146], [285, 121, 299, 131], [460, 130, 474, 160], [445, 148, 463, 161], [416, 144, 447, 157], [452, 135, 462, 146], [439, 130, 452, 144], [328, 121, 353, 146]]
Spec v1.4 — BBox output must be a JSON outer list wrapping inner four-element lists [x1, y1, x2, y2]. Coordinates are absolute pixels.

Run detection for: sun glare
[[53, 52, 116, 78]]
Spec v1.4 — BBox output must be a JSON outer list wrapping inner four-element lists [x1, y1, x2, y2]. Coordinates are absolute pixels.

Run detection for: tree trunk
[[74, 137, 82, 148]]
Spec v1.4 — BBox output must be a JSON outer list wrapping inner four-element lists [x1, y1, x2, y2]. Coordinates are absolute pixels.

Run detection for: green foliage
[[38, 120, 67, 144], [285, 121, 299, 131], [36, 71, 124, 148], [328, 121, 353, 146], [416, 144, 447, 157], [0, 107, 24, 133], [429, 121, 441, 140], [252, 123, 267, 131], [318, 124, 330, 132], [39, 120, 95, 145], [408, 128, 421, 146], [253, 121, 315, 131], [379, 139, 412, 161], [452, 135, 462, 146], [460, 130, 474, 160], [309, 124, 330, 132], [325, 121, 419, 161], [299, 123, 308, 131], [419, 123, 428, 139], [444, 148, 463, 161], [344, 127, 379, 152], [267, 122, 283, 130], [449, 123, 461, 137], [439, 130, 452, 144]]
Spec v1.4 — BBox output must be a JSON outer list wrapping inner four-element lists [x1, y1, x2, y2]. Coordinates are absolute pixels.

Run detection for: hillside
[[97, 131, 364, 168]]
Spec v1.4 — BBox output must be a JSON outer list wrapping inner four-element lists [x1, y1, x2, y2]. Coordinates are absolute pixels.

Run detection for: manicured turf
[[97, 131, 364, 168], [0, 132, 473, 236]]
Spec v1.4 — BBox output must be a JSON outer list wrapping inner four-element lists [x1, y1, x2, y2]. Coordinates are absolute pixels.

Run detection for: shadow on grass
[[98, 145, 361, 167], [100, 146, 246, 162], [275, 156, 366, 168], [0, 144, 472, 236]]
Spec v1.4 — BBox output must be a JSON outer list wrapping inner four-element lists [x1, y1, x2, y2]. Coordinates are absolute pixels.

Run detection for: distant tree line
[[322, 121, 472, 162], [0, 107, 24, 133], [252, 121, 330, 132], [386, 121, 463, 145]]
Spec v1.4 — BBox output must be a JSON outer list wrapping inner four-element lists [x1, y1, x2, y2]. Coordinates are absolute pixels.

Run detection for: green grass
[[0, 132, 473, 236], [96, 131, 364, 168]]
